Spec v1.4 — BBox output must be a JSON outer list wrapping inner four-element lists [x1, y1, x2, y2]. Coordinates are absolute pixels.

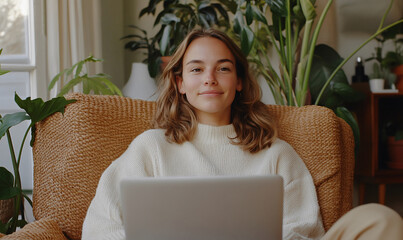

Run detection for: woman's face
[[177, 37, 242, 126]]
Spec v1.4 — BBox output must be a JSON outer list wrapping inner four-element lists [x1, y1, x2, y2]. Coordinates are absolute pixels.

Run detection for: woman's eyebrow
[[185, 59, 234, 65], [185, 59, 203, 65], [217, 59, 234, 65]]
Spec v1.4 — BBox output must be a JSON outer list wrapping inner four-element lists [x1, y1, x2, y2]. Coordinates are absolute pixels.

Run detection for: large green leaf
[[266, 0, 287, 16], [212, 3, 230, 22], [0, 167, 14, 189], [233, 10, 244, 34], [57, 77, 85, 96], [217, 0, 237, 13], [160, 25, 172, 56], [245, 2, 253, 25], [335, 107, 360, 156], [160, 13, 180, 24], [0, 112, 29, 140], [0, 167, 19, 200], [381, 21, 403, 41], [309, 44, 362, 109], [139, 0, 160, 17], [331, 82, 363, 103], [199, 7, 218, 27], [240, 26, 254, 56], [14, 93, 76, 146], [251, 5, 268, 25], [300, 0, 316, 20], [48, 68, 69, 91], [147, 51, 162, 78], [15, 94, 76, 124]]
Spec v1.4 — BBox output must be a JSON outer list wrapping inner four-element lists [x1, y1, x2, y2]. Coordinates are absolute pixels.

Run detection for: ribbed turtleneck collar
[[193, 124, 237, 144]]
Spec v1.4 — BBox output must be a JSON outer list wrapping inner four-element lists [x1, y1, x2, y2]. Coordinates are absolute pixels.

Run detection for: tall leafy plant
[[366, 21, 403, 87], [221, 0, 403, 154], [48, 55, 122, 97], [122, 0, 231, 77], [0, 49, 76, 234], [226, 0, 402, 106], [0, 93, 76, 234]]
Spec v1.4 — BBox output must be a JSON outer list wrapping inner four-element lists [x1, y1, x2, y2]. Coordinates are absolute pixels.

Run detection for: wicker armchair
[[0, 93, 354, 240]]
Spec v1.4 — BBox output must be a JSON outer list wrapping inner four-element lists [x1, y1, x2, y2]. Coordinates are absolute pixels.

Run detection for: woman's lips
[[199, 90, 223, 95]]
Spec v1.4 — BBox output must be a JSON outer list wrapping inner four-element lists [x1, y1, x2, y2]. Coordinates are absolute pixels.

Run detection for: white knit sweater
[[82, 124, 325, 240]]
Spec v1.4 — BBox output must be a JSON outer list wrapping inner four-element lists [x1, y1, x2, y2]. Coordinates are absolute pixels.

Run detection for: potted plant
[[122, 0, 231, 78], [383, 120, 403, 169], [366, 21, 403, 90], [367, 62, 395, 91], [383, 21, 403, 91], [0, 49, 77, 234]]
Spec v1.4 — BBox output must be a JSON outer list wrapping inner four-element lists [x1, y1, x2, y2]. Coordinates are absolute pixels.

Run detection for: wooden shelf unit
[[351, 84, 403, 204]]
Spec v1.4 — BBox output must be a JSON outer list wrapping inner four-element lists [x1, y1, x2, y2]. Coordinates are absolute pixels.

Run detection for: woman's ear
[[236, 77, 243, 92], [176, 76, 185, 94]]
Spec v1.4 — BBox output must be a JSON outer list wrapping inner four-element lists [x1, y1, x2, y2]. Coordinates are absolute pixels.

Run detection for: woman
[[82, 29, 402, 240]]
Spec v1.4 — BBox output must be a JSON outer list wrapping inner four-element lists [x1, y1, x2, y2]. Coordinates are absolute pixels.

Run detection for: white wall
[[122, 0, 159, 83], [100, 0, 125, 88], [335, 0, 403, 81]]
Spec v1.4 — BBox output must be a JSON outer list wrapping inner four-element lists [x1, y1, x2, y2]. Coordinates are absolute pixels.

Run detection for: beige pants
[[322, 203, 403, 240]]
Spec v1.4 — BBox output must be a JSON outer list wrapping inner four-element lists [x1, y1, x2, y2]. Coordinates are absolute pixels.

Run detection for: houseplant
[[48, 55, 123, 97], [122, 0, 231, 78], [381, 20, 403, 69], [220, 0, 403, 153], [368, 62, 395, 90], [0, 94, 76, 234], [383, 21, 403, 91], [382, 120, 403, 169], [0, 49, 77, 234], [366, 21, 403, 89]]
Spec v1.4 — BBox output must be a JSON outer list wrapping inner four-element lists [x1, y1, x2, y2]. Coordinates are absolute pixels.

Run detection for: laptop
[[120, 175, 283, 240]]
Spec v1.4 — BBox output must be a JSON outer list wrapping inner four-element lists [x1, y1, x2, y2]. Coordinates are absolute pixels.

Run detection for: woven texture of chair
[[0, 218, 67, 240], [1, 93, 354, 239]]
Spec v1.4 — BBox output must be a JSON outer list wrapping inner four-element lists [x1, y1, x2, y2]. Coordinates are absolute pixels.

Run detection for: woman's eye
[[219, 67, 230, 72], [191, 68, 201, 72]]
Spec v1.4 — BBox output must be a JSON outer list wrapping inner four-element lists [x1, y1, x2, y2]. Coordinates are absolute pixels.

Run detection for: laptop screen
[[120, 175, 283, 240]]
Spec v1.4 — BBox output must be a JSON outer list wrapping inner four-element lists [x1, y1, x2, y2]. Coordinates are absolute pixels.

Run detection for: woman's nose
[[204, 70, 217, 85]]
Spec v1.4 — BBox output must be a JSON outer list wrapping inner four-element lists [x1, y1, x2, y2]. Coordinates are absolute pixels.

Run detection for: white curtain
[[46, 0, 103, 97]]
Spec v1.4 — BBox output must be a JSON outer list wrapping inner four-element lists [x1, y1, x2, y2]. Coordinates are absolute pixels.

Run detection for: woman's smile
[[199, 90, 224, 96]]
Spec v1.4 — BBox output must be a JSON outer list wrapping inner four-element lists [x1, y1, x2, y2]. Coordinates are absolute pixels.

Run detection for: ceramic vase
[[122, 63, 158, 101]]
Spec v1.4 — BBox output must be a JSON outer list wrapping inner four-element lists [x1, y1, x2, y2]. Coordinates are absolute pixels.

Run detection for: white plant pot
[[369, 78, 385, 92], [123, 63, 158, 101]]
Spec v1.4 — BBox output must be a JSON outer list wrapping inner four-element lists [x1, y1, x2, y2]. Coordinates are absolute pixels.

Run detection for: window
[[0, 0, 45, 222], [0, 0, 30, 64]]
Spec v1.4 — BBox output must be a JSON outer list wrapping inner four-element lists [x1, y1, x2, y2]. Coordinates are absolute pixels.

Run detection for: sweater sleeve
[[81, 134, 156, 240], [273, 140, 325, 240]]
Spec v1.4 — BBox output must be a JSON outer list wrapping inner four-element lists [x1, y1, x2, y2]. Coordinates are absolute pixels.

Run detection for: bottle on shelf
[[352, 57, 369, 83]]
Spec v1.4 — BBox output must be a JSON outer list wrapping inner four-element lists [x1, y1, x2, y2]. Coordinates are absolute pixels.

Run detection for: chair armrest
[[0, 218, 67, 240]]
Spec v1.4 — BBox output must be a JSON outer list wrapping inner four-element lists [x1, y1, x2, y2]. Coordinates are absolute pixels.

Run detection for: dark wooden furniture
[[351, 83, 403, 205]]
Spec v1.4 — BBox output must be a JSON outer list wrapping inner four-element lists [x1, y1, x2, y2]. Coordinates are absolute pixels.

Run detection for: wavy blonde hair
[[153, 28, 277, 153]]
